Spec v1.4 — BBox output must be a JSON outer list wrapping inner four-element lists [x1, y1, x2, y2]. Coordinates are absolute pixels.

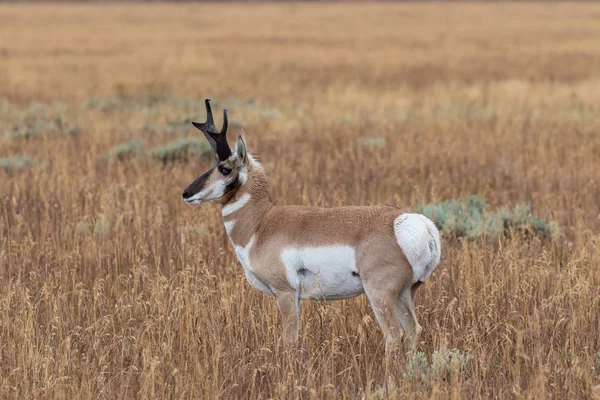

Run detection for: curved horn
[[192, 99, 232, 160], [221, 108, 228, 135], [192, 99, 217, 133]]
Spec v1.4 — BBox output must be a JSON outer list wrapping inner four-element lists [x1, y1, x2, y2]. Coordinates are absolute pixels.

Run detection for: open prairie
[[1, 2, 600, 399]]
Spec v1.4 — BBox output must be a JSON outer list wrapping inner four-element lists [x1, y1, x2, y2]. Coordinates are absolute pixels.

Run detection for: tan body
[[226, 201, 411, 298], [182, 100, 441, 355]]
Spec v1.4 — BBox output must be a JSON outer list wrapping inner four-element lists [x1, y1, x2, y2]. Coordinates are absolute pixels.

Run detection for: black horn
[[192, 99, 231, 160]]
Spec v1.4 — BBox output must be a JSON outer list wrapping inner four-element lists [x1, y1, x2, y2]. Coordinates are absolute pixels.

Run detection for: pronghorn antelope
[[182, 100, 441, 354]]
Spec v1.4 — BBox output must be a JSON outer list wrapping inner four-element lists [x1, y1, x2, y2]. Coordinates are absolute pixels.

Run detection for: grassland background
[[1, 2, 600, 399]]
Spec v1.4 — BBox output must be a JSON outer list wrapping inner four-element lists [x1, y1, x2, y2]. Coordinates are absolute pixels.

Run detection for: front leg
[[275, 290, 300, 348]]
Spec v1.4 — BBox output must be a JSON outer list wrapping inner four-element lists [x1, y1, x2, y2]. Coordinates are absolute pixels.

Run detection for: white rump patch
[[394, 213, 441, 283], [222, 193, 251, 217], [280, 246, 363, 300], [232, 236, 273, 296]]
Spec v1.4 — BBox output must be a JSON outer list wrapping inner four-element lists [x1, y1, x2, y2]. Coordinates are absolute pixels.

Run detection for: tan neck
[[222, 155, 273, 246]]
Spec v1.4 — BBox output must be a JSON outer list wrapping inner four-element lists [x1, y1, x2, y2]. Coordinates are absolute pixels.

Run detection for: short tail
[[394, 213, 441, 283]]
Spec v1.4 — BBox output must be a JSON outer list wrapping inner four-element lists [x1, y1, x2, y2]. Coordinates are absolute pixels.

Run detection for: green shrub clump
[[10, 116, 80, 140], [356, 136, 387, 149], [0, 156, 36, 175], [416, 195, 558, 240], [149, 138, 212, 163], [406, 349, 473, 382], [104, 139, 144, 162]]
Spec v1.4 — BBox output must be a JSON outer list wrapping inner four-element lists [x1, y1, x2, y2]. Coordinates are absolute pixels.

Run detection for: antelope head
[[182, 99, 248, 205]]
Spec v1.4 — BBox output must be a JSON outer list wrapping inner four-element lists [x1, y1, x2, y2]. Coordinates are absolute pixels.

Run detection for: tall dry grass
[[1, 3, 599, 399]]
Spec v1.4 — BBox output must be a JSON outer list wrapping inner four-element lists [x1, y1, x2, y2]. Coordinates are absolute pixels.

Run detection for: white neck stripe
[[224, 220, 235, 234], [222, 193, 251, 217]]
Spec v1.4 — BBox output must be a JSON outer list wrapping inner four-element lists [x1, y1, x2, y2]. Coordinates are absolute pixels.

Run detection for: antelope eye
[[218, 166, 232, 176]]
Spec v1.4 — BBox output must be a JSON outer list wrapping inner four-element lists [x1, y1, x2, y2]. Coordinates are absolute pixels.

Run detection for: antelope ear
[[235, 134, 247, 164]]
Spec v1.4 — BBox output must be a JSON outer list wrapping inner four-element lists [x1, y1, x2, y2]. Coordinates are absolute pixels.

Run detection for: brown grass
[[1, 2, 600, 399]]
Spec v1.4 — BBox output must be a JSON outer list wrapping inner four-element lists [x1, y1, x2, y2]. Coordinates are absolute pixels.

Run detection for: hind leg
[[411, 281, 423, 302], [362, 266, 413, 355], [396, 284, 422, 356], [365, 287, 404, 353]]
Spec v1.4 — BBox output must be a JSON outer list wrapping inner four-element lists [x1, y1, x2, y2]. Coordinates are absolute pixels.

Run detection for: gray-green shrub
[[149, 138, 212, 163], [104, 139, 144, 162], [416, 195, 558, 240], [405, 349, 473, 382], [357, 136, 387, 149], [0, 156, 36, 175]]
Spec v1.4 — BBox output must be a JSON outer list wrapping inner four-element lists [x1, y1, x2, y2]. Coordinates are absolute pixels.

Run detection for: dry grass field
[[1, 2, 600, 399]]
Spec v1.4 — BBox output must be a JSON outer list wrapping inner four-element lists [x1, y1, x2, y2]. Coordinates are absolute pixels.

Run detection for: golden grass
[[1, 2, 600, 398]]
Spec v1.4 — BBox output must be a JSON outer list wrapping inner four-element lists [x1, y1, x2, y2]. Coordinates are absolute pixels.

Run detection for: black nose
[[182, 190, 191, 199]]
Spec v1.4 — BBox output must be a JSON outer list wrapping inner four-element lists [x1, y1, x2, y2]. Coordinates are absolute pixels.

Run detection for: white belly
[[280, 246, 364, 300]]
